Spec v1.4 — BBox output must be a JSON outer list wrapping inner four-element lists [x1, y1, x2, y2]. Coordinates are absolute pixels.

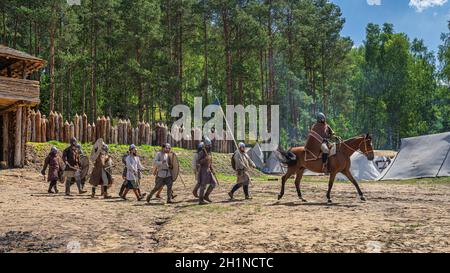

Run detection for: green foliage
[[2, 1, 448, 151]]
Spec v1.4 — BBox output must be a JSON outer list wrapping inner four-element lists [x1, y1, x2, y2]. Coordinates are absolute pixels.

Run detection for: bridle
[[339, 136, 374, 157]]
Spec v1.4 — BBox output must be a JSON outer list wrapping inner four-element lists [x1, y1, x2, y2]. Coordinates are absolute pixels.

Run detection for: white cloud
[[367, 0, 382, 5], [409, 0, 448, 12]]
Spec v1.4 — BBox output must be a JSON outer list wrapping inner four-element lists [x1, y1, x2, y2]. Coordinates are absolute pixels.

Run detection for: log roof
[[0, 45, 46, 78]]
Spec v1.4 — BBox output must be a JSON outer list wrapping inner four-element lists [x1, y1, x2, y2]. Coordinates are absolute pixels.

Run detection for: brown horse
[[278, 134, 375, 203]]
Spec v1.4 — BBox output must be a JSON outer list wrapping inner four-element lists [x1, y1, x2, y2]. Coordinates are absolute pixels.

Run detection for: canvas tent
[[263, 151, 286, 174], [378, 132, 450, 180], [336, 153, 381, 181], [247, 143, 265, 170]]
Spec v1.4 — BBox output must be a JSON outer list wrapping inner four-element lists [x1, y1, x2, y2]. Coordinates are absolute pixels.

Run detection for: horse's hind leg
[[343, 169, 366, 201], [278, 169, 295, 200], [295, 168, 307, 202]]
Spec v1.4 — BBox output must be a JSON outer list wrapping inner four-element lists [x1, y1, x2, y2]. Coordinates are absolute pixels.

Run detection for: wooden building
[[0, 45, 45, 168]]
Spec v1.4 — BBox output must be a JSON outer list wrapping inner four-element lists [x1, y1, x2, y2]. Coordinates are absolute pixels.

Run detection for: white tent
[[378, 132, 450, 180], [263, 151, 286, 174], [247, 143, 265, 170], [336, 153, 381, 181]]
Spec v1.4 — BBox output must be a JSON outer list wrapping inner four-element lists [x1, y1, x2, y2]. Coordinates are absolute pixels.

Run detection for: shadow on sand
[[268, 201, 358, 208]]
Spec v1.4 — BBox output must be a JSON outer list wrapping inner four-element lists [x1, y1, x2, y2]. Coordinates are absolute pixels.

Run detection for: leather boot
[[91, 187, 96, 198], [103, 186, 112, 199], [119, 182, 127, 197], [244, 185, 251, 200], [322, 153, 329, 174], [198, 186, 207, 205], [48, 182, 54, 194], [204, 185, 214, 203]]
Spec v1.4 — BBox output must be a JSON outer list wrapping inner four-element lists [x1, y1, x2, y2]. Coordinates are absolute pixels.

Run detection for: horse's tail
[[276, 147, 298, 167]]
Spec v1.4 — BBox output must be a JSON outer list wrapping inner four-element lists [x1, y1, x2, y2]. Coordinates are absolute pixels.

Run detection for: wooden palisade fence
[[27, 111, 234, 153]]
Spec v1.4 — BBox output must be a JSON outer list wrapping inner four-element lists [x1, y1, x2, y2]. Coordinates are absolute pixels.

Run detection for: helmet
[[165, 143, 171, 149], [239, 142, 246, 149], [198, 142, 205, 149], [204, 137, 212, 146], [317, 112, 326, 123], [129, 144, 136, 151], [102, 144, 109, 153], [70, 137, 77, 145], [50, 146, 58, 154]]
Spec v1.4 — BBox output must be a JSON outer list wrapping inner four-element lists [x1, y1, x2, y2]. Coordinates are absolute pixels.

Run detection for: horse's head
[[359, 134, 374, 161]]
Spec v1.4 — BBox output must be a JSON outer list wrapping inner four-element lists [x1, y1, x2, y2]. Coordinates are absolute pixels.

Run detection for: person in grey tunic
[[229, 142, 256, 200], [146, 143, 175, 204]]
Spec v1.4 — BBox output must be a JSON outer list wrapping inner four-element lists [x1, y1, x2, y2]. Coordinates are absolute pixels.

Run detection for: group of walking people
[[41, 137, 258, 205], [41, 112, 337, 204]]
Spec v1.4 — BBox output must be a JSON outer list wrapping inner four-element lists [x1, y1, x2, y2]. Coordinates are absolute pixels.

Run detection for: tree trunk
[[267, 0, 275, 104], [259, 49, 265, 101], [177, 2, 183, 104], [2, 9, 6, 45], [203, 10, 209, 104], [82, 71, 86, 115], [67, 66, 72, 120], [13, 15, 18, 48], [90, 0, 97, 122], [286, 9, 296, 124], [49, 23, 56, 112], [136, 42, 144, 122], [34, 21, 40, 81], [222, 8, 233, 105], [58, 18, 63, 114], [237, 27, 244, 105]]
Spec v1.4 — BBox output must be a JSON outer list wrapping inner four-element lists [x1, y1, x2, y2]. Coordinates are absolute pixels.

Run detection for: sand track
[[0, 168, 449, 253]]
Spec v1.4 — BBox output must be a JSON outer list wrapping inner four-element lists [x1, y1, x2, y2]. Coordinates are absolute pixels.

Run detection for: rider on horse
[[311, 112, 335, 173]]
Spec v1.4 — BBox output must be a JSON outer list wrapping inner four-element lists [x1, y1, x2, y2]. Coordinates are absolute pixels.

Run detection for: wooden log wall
[[1, 106, 32, 167], [25, 111, 234, 153]]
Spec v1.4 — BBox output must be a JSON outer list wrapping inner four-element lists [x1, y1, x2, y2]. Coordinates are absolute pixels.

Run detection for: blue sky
[[331, 0, 450, 54]]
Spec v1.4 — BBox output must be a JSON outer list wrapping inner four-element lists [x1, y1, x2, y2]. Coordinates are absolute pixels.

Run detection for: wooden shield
[[90, 138, 104, 162], [304, 131, 323, 161], [169, 153, 180, 182], [80, 155, 90, 180]]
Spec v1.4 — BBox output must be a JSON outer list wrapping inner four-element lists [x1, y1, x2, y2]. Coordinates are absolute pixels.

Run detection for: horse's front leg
[[295, 168, 307, 202], [326, 172, 337, 204], [278, 170, 294, 200], [343, 169, 366, 201]]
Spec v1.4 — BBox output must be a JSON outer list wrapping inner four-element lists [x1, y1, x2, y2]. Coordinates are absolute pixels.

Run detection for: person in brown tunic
[[310, 112, 335, 173], [41, 147, 64, 194], [88, 144, 114, 199], [197, 138, 217, 205]]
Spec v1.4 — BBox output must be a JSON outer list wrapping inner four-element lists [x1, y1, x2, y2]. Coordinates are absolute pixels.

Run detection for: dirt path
[[1, 168, 449, 253]]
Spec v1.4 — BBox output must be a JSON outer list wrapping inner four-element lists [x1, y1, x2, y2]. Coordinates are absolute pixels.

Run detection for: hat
[[129, 144, 136, 151]]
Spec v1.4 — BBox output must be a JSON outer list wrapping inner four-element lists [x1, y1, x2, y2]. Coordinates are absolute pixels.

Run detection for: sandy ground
[[0, 168, 449, 253]]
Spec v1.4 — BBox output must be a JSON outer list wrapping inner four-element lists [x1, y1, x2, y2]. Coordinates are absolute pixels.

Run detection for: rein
[[339, 136, 373, 156]]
